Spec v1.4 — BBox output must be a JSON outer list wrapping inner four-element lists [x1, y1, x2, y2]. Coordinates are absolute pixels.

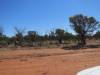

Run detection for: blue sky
[[0, 0, 100, 36]]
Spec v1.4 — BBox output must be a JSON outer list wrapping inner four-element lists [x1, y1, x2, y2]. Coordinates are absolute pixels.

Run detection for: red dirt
[[0, 48, 100, 75]]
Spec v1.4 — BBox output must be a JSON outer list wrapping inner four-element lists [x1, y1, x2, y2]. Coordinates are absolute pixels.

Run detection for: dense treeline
[[0, 14, 100, 48]]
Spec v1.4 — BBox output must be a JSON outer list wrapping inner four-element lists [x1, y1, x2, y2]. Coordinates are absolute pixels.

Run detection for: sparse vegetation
[[0, 14, 100, 48]]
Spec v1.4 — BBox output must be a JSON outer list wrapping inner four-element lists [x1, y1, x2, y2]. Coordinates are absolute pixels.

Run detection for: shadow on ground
[[62, 44, 100, 50]]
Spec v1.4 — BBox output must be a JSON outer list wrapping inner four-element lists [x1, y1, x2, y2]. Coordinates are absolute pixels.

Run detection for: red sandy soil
[[0, 48, 100, 75]]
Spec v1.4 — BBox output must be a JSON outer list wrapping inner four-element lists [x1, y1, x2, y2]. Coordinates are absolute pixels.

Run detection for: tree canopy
[[69, 14, 100, 46]]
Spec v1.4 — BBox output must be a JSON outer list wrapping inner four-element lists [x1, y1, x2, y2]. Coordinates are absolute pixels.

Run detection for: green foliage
[[94, 31, 100, 39], [0, 36, 9, 47], [55, 29, 65, 44], [27, 31, 38, 42], [63, 32, 75, 40], [69, 14, 99, 46], [49, 31, 56, 40]]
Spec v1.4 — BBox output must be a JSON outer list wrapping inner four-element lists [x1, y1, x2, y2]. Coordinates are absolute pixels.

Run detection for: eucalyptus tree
[[69, 14, 99, 46], [55, 29, 65, 44]]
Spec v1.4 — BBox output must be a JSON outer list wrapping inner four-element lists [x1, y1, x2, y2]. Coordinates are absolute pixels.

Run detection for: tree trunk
[[58, 37, 62, 44], [81, 35, 86, 46]]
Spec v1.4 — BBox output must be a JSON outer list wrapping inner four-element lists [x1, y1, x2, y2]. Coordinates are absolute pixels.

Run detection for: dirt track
[[0, 48, 100, 75]]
